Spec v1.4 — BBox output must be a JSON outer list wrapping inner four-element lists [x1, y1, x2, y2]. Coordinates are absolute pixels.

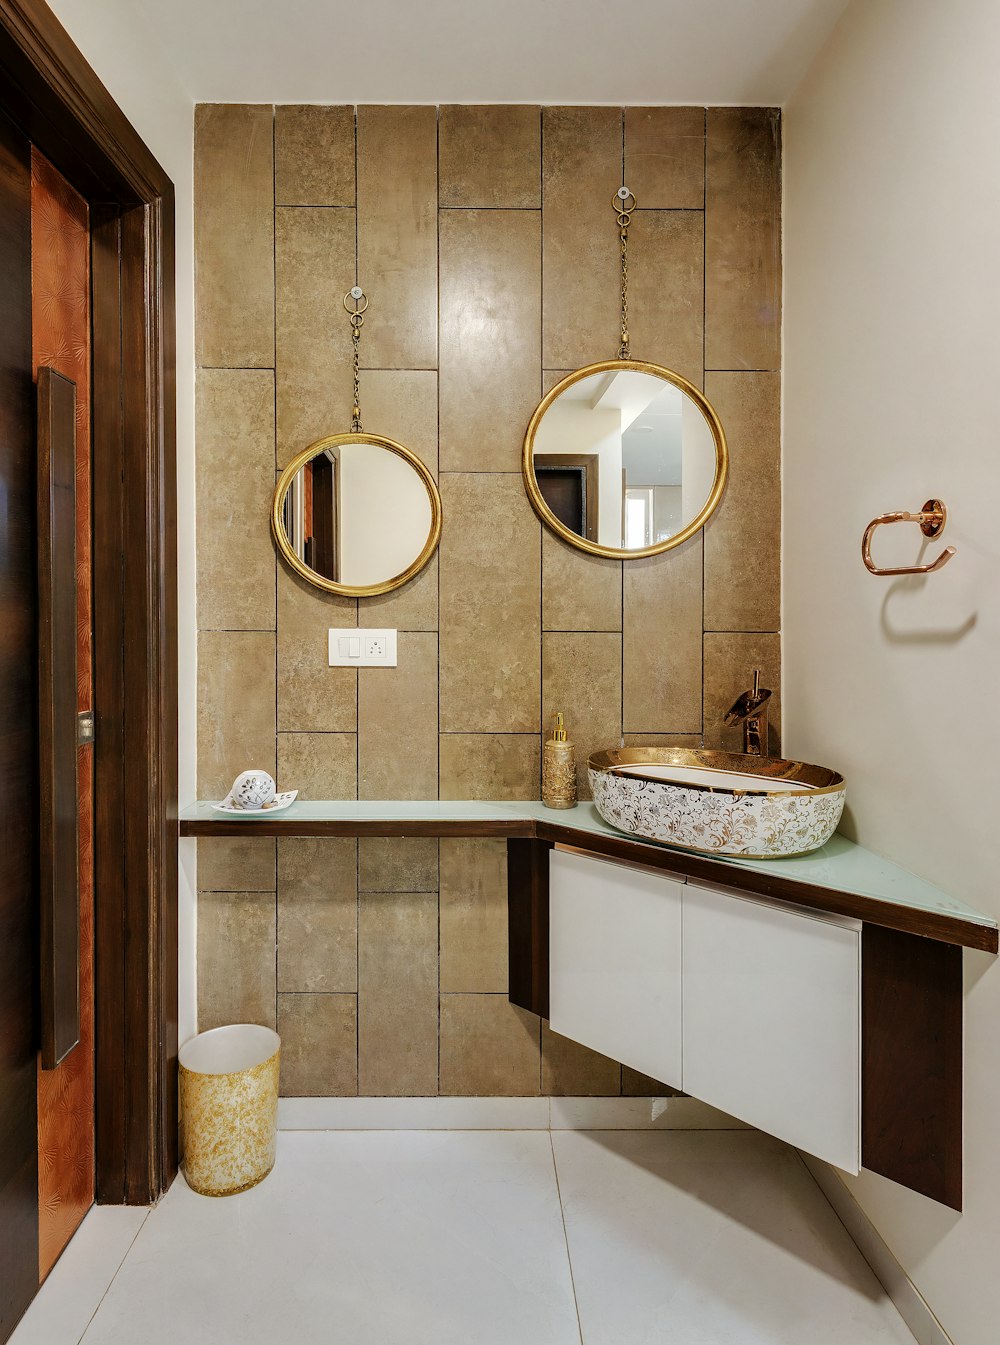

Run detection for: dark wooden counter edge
[[178, 814, 998, 954]]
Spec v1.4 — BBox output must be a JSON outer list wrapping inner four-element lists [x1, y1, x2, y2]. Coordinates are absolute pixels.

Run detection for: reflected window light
[[625, 491, 651, 549]]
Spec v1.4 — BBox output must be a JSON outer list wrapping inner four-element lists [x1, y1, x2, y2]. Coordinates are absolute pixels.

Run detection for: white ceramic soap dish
[[212, 790, 298, 818]]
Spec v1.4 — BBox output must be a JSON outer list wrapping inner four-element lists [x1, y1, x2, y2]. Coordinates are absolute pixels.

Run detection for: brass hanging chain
[[343, 286, 369, 432], [614, 187, 636, 360]]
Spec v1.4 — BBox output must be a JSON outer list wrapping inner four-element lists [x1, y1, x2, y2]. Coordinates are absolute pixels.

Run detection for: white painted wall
[[784, 3, 1000, 1341], [337, 447, 432, 585], [47, 1, 198, 1044]]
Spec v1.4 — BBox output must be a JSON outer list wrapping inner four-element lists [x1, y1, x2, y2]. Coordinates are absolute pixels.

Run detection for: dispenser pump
[[552, 713, 568, 743]]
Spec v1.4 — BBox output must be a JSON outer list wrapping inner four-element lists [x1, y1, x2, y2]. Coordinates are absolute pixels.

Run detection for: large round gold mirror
[[523, 360, 728, 559], [272, 432, 442, 597]]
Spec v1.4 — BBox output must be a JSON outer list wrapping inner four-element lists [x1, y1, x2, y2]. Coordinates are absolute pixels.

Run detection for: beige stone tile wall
[[194, 104, 781, 1097]]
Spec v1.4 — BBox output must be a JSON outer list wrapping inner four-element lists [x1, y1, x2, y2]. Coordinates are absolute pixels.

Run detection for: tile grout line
[[548, 1131, 586, 1345], [75, 1209, 152, 1345]]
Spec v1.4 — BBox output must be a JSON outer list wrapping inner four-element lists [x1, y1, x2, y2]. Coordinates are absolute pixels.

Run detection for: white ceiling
[[123, 0, 851, 106]]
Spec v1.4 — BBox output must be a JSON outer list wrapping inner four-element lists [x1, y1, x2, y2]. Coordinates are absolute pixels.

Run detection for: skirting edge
[[278, 1095, 749, 1132], [801, 1153, 953, 1345]]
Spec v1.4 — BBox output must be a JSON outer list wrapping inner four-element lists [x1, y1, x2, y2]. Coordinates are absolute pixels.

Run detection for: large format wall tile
[[357, 106, 437, 369], [277, 732, 357, 798], [194, 104, 274, 368], [542, 107, 623, 371], [197, 837, 275, 893], [628, 210, 704, 387], [542, 1023, 621, 1096], [439, 735, 540, 800], [198, 891, 276, 1031], [439, 209, 541, 472], [439, 996, 541, 1095], [542, 531, 622, 633], [439, 474, 540, 733], [196, 369, 276, 632], [275, 206, 356, 467], [623, 538, 703, 734], [625, 107, 705, 209], [364, 557, 438, 634], [277, 568, 357, 733], [359, 892, 438, 1095], [439, 838, 508, 993], [358, 838, 439, 892], [359, 632, 438, 799], [542, 632, 623, 798], [194, 101, 782, 1099], [277, 839, 358, 992], [197, 631, 276, 797], [278, 993, 357, 1096], [703, 371, 781, 632], [703, 631, 781, 755], [622, 1065, 678, 1096], [705, 108, 782, 372], [360, 369, 438, 475], [275, 105, 355, 206], [439, 106, 540, 208]]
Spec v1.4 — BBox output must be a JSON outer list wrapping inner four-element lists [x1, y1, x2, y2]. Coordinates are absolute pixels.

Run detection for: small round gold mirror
[[272, 432, 442, 597], [523, 360, 728, 559]]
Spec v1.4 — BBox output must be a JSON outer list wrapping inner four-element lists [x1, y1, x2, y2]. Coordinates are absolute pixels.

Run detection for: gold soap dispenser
[[542, 712, 577, 810]]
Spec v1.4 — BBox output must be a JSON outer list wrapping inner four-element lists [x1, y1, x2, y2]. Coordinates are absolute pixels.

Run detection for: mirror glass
[[523, 362, 727, 559], [272, 434, 441, 596]]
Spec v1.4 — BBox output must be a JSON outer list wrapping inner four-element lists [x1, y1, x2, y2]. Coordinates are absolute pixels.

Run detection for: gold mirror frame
[[272, 431, 442, 597], [522, 359, 729, 560]]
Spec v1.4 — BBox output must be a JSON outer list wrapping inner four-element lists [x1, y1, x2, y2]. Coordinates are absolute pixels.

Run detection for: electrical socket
[[328, 628, 397, 667]]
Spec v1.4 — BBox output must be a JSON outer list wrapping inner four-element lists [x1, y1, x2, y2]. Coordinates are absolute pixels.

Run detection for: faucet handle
[[724, 671, 772, 726]]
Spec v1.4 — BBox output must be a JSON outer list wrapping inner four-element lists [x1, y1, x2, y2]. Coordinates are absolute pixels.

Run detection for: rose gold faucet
[[724, 670, 772, 757]]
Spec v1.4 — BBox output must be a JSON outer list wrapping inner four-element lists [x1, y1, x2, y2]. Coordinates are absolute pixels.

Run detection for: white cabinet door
[[549, 847, 682, 1087], [683, 881, 861, 1172]]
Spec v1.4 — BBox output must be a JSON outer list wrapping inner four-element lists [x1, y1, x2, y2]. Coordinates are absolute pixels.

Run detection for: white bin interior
[[179, 1025, 280, 1075]]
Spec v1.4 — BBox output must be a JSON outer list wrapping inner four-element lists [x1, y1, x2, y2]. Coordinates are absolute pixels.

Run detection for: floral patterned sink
[[588, 748, 846, 859]]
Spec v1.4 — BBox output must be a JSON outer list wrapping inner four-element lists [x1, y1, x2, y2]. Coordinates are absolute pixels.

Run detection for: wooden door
[[0, 105, 39, 1344], [31, 148, 95, 1281]]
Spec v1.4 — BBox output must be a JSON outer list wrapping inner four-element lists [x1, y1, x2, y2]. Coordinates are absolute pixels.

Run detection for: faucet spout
[[724, 670, 772, 757]]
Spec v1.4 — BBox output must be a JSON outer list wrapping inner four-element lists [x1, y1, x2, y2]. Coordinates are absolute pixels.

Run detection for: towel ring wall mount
[[861, 498, 957, 577]]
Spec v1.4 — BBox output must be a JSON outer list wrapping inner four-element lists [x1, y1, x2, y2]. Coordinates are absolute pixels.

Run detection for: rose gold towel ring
[[861, 498, 956, 576]]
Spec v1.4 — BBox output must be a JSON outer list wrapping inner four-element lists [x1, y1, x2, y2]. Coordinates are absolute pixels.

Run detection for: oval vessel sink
[[589, 748, 846, 859]]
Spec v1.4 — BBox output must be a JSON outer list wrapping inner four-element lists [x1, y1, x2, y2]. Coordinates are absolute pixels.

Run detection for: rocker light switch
[[328, 628, 398, 667]]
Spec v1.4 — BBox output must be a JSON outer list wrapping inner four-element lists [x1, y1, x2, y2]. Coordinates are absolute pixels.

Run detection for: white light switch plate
[[328, 628, 398, 667]]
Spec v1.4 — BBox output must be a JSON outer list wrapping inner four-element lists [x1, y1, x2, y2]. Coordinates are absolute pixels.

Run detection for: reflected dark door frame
[[535, 453, 599, 543]]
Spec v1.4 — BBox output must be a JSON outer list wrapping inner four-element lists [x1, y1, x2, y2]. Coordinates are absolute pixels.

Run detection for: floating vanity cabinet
[[183, 802, 986, 1210], [549, 848, 683, 1088], [682, 881, 861, 1173]]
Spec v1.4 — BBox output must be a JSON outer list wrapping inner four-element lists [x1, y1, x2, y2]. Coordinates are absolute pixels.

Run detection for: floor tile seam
[[548, 1130, 586, 1345], [76, 1209, 151, 1345]]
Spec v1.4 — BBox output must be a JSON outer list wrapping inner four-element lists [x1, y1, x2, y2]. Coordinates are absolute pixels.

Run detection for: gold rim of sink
[[588, 748, 845, 799]]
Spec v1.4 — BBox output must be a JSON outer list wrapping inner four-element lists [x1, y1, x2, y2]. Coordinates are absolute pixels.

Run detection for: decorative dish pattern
[[211, 790, 299, 818], [589, 751, 846, 859]]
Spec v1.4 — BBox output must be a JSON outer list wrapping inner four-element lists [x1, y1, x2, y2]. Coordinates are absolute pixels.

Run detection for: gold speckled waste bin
[[179, 1025, 280, 1197]]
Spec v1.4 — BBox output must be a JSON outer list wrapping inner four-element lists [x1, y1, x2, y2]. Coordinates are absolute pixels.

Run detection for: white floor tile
[[552, 1129, 915, 1345], [79, 1131, 581, 1345], [9, 1206, 148, 1345]]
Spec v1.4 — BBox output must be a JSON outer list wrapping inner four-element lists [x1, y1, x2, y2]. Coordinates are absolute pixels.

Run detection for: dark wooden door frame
[[0, 0, 178, 1205]]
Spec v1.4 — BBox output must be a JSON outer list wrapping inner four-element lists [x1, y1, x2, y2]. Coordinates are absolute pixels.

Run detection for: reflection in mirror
[[273, 434, 441, 597], [524, 363, 727, 559]]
